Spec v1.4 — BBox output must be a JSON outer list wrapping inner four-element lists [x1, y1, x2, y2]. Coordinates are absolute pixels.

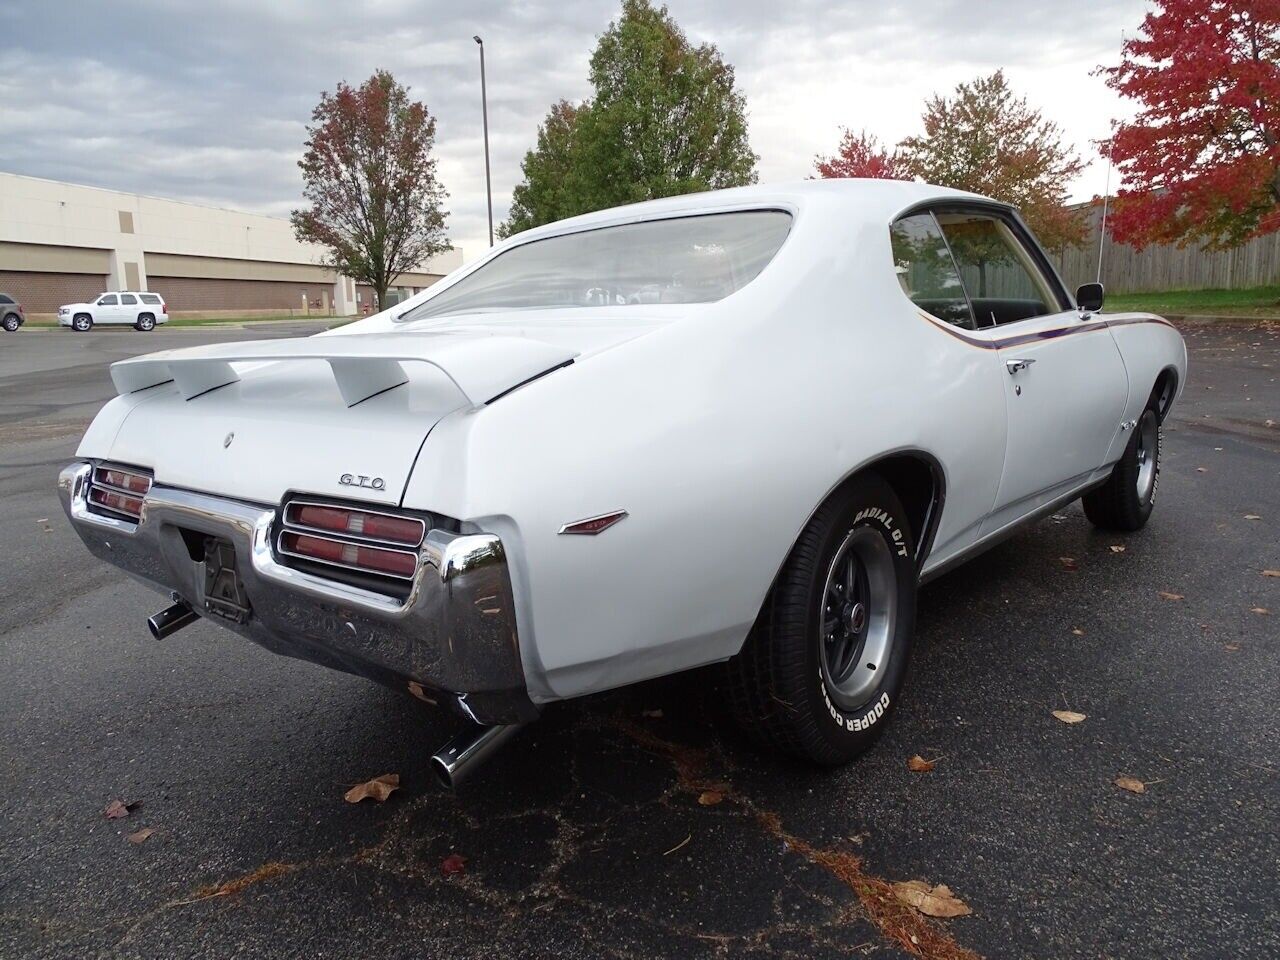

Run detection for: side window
[[98, 295, 118, 306], [0, 294, 13, 304], [889, 213, 974, 329], [934, 212, 1062, 327], [140, 293, 161, 304], [120, 294, 138, 305]]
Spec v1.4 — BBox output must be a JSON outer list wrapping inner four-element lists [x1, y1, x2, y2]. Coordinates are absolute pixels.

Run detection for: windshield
[[399, 210, 791, 322]]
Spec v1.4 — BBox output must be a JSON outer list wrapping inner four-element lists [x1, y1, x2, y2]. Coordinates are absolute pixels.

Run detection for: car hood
[[89, 311, 671, 507]]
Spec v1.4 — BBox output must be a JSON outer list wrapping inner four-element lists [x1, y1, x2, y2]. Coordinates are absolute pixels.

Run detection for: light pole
[[474, 35, 494, 247]]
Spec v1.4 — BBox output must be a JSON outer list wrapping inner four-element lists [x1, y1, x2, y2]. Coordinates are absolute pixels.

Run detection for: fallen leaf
[[127, 828, 154, 845], [1071, 627, 1085, 636], [1108, 545, 1126, 554], [698, 790, 725, 805], [892, 880, 972, 918], [907, 755, 936, 773], [441, 853, 467, 877], [1263, 570, 1280, 578], [1158, 591, 1185, 601], [1244, 514, 1261, 520], [1196, 467, 1208, 473], [1224, 643, 1241, 652], [641, 708, 664, 719], [406, 681, 435, 704], [1052, 710, 1087, 724], [1059, 557, 1079, 571], [343, 773, 400, 804], [104, 799, 141, 820], [1114, 776, 1146, 794], [1251, 607, 1270, 615]]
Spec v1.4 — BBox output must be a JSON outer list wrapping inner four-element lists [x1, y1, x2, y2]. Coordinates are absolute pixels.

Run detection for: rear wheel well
[[830, 453, 943, 569], [1151, 367, 1177, 419]]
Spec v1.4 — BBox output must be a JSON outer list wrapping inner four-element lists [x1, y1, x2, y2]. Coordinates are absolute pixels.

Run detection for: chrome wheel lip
[[818, 524, 896, 710], [1135, 411, 1158, 502]]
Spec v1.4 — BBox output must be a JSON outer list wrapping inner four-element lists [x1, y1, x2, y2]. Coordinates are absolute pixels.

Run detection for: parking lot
[[1, 319, 1276, 959]]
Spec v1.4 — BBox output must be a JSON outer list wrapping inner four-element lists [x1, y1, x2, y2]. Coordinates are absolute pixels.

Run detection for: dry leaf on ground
[[1059, 557, 1079, 571], [697, 790, 724, 806], [892, 880, 972, 918], [1114, 776, 1146, 794], [406, 681, 435, 704], [1071, 627, 1085, 636], [441, 853, 467, 877], [1109, 545, 1126, 554], [1225, 643, 1241, 652], [104, 799, 140, 820], [343, 773, 400, 804], [1052, 710, 1086, 724], [642, 708, 664, 719], [1251, 607, 1270, 615], [1244, 515, 1261, 520], [127, 828, 154, 845], [1263, 570, 1280, 578], [1158, 591, 1185, 601], [907, 755, 936, 773]]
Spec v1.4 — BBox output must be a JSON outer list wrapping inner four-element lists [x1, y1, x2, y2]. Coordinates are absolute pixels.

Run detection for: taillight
[[277, 499, 426, 583], [161, 302, 167, 314], [88, 464, 152, 522]]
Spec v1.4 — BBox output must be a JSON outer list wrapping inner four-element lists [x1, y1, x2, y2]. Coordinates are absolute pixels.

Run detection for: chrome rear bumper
[[58, 462, 536, 724]]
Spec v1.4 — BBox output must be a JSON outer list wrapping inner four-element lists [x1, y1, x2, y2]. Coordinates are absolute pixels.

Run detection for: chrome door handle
[[1005, 358, 1036, 375]]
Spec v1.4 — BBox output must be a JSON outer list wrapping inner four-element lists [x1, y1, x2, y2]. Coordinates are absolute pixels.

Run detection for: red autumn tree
[[1101, 1, 1280, 248], [292, 70, 449, 309], [813, 129, 909, 180]]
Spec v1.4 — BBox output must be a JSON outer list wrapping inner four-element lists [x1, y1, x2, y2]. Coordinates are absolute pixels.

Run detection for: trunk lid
[[99, 314, 669, 507]]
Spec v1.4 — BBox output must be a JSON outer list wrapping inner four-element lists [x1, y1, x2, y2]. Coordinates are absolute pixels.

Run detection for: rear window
[[140, 294, 161, 304], [399, 210, 792, 323]]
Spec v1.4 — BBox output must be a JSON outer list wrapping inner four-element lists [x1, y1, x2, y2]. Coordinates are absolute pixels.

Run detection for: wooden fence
[[1047, 203, 1280, 294]]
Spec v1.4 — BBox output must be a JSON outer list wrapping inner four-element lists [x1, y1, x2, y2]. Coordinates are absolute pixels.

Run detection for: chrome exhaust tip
[[430, 723, 524, 789], [147, 600, 198, 640]]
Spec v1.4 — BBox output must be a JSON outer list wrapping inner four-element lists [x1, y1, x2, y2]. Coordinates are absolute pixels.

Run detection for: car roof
[[511, 179, 1002, 244]]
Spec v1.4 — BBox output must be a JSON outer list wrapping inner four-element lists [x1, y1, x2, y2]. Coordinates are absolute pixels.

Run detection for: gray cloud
[[0, 0, 1144, 258]]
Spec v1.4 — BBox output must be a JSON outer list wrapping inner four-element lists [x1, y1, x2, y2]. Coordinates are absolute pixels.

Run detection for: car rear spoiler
[[109, 333, 579, 407]]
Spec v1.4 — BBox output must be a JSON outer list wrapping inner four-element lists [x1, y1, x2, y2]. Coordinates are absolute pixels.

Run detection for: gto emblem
[[339, 474, 385, 490]]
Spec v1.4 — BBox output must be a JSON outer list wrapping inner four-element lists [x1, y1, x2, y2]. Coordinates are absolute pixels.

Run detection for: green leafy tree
[[501, 0, 757, 236], [899, 70, 1086, 251], [291, 70, 449, 309]]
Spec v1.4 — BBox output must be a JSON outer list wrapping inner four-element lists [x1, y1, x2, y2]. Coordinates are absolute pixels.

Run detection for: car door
[[119, 293, 140, 323], [934, 207, 1128, 533], [95, 294, 122, 324]]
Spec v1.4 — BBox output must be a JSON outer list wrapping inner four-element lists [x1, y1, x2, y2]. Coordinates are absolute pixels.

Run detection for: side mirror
[[1076, 282, 1105, 313]]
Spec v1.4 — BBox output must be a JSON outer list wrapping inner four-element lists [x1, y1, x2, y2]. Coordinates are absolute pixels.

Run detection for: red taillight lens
[[288, 503, 424, 546], [161, 302, 167, 314], [89, 486, 145, 517], [281, 531, 418, 578], [96, 467, 152, 494]]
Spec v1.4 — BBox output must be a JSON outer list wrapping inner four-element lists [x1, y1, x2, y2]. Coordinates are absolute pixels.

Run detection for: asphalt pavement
[[0, 319, 1276, 959]]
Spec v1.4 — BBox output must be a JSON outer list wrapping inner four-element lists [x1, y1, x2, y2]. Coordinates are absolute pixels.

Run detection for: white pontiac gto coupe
[[60, 180, 1187, 785]]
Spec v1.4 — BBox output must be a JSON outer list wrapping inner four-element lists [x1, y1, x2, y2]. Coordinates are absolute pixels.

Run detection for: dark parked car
[[0, 293, 25, 332]]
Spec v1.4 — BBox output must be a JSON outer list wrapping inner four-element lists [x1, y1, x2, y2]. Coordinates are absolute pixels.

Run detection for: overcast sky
[[1, 0, 1147, 261]]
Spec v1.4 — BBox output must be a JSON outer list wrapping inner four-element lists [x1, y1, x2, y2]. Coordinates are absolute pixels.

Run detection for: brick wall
[[147, 276, 331, 313], [0, 271, 109, 313]]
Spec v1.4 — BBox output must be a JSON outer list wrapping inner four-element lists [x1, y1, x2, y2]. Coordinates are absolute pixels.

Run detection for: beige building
[[0, 172, 462, 317]]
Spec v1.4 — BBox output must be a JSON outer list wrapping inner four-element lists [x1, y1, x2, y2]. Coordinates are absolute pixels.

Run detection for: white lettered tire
[[724, 473, 918, 764]]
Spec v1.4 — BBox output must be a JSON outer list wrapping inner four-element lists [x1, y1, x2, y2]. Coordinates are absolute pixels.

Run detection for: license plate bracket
[[203, 536, 252, 624]]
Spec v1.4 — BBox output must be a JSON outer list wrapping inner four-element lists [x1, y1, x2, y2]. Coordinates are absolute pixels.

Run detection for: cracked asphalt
[[1, 319, 1277, 959]]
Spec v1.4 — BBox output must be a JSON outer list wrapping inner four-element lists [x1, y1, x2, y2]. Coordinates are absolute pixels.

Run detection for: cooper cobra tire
[[723, 472, 918, 765], [1083, 405, 1160, 532]]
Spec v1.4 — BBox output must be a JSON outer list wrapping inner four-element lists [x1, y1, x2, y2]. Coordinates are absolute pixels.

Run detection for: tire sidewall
[[1, 315, 18, 332], [136, 315, 155, 331], [73, 315, 92, 332], [798, 480, 918, 760]]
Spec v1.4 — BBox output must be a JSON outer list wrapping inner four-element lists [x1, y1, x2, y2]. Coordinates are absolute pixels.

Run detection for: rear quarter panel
[[404, 204, 1008, 703]]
